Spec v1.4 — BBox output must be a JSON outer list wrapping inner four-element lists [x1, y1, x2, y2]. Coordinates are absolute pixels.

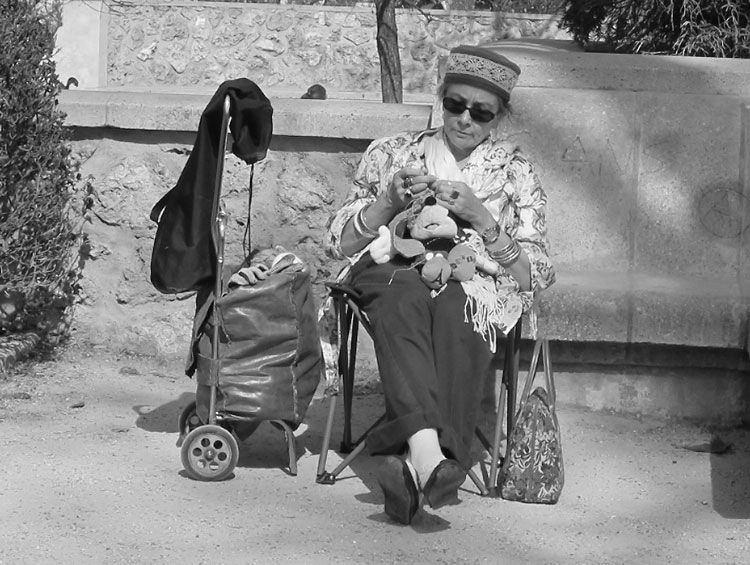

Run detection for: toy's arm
[[369, 226, 394, 264]]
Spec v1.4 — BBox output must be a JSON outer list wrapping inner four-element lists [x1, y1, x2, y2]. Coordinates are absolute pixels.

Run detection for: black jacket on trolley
[[149, 78, 273, 295]]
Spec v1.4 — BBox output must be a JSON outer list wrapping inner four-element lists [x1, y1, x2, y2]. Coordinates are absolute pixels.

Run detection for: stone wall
[[67, 130, 362, 358], [57, 1, 568, 91], [59, 41, 750, 370], [54, 32, 750, 420]]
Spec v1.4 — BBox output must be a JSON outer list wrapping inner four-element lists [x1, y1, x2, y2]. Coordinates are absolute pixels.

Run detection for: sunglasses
[[442, 97, 498, 123]]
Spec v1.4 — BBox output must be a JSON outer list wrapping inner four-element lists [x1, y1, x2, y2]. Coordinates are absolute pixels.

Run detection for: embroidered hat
[[443, 45, 521, 103]]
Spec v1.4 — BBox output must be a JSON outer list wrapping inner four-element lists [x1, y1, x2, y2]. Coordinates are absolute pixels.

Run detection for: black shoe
[[422, 459, 466, 509], [376, 456, 420, 525]]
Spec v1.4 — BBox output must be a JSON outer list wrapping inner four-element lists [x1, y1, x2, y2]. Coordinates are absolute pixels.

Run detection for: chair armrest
[[324, 281, 363, 300]]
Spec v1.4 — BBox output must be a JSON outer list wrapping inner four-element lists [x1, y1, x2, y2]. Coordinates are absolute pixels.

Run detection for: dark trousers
[[349, 256, 495, 468]]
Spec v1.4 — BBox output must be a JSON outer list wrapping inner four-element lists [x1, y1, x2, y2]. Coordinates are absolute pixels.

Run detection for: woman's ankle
[[406, 451, 445, 489], [406, 428, 446, 487]]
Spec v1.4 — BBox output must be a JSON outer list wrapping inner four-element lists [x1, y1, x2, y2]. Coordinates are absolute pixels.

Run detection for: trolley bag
[[499, 339, 564, 504], [192, 267, 323, 429]]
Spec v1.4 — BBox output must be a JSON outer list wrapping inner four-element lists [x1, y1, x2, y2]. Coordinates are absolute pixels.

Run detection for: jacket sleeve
[[505, 155, 556, 299], [325, 135, 399, 260]]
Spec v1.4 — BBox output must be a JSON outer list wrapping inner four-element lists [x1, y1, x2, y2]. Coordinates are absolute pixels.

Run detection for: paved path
[[1, 345, 749, 564]]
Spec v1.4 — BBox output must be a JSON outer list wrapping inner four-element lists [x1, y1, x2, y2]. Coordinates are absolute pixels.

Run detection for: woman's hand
[[386, 167, 437, 210], [432, 179, 491, 229]]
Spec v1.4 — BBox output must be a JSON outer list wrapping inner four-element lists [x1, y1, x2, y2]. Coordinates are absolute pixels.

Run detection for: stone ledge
[[538, 272, 750, 354], [58, 58, 750, 363], [59, 39, 750, 135], [59, 90, 433, 139], [535, 340, 750, 372], [484, 40, 750, 96]]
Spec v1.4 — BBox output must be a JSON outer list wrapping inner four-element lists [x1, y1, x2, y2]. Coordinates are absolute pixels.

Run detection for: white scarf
[[421, 130, 519, 352]]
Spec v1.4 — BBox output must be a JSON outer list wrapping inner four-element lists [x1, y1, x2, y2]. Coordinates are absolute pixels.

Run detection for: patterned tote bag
[[500, 339, 564, 504]]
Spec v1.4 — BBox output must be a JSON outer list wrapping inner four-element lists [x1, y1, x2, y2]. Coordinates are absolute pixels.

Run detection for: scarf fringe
[[461, 277, 506, 354]]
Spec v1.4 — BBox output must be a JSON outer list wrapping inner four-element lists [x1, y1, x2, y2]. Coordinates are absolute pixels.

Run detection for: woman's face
[[441, 83, 504, 160]]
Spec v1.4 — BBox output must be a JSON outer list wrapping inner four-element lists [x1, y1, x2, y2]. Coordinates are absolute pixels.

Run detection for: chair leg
[[505, 323, 521, 459], [340, 307, 356, 451], [316, 395, 338, 483], [486, 321, 522, 496], [467, 467, 490, 497], [486, 382, 507, 497], [318, 439, 369, 485], [317, 294, 387, 484], [317, 411, 387, 484], [317, 293, 355, 483], [474, 426, 492, 453]]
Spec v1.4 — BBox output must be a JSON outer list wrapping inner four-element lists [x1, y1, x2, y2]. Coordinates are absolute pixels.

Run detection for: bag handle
[[149, 190, 171, 223], [541, 339, 555, 407], [515, 338, 556, 419]]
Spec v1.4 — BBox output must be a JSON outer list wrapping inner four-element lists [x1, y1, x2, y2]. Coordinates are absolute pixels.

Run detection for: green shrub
[[0, 0, 85, 340], [559, 0, 750, 57]]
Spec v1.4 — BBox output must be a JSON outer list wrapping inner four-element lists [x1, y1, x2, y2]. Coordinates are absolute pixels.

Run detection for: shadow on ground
[[710, 428, 750, 519], [304, 390, 506, 531], [134, 390, 323, 474], [133, 391, 194, 434]]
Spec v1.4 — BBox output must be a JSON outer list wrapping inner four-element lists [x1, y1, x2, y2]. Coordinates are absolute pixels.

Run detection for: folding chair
[[316, 281, 536, 497]]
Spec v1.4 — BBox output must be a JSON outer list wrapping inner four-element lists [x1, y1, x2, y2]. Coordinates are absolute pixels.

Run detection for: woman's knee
[[354, 265, 432, 320], [369, 280, 433, 327], [432, 281, 469, 321]]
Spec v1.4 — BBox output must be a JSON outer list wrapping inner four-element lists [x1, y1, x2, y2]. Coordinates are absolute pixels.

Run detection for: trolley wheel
[[180, 424, 239, 481], [177, 400, 201, 437]]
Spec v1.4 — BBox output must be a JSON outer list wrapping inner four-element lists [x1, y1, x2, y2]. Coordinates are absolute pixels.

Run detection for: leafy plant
[[559, 0, 750, 57], [0, 0, 86, 340]]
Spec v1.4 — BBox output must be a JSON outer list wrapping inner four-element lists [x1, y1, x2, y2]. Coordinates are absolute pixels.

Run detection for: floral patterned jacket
[[326, 128, 555, 314]]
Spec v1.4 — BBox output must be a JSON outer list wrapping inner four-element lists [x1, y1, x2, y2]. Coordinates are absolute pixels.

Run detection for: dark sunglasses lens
[[469, 108, 495, 123], [442, 97, 495, 123], [442, 97, 464, 114]]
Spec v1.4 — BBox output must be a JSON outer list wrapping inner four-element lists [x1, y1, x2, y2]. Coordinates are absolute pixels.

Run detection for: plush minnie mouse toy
[[369, 191, 498, 290]]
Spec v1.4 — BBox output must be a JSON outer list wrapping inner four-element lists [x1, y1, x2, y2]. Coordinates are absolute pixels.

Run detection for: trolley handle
[[210, 94, 232, 297]]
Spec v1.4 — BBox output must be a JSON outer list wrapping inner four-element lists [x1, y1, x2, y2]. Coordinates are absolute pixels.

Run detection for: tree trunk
[[374, 0, 402, 103]]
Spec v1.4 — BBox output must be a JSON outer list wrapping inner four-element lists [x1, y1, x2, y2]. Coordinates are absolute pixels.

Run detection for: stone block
[[104, 92, 206, 131], [739, 103, 750, 355], [631, 278, 749, 349], [535, 272, 631, 343], [272, 99, 432, 139], [510, 87, 637, 273], [58, 90, 109, 127], [554, 368, 750, 423], [60, 91, 434, 139], [537, 271, 750, 350], [485, 40, 750, 96], [636, 92, 745, 279]]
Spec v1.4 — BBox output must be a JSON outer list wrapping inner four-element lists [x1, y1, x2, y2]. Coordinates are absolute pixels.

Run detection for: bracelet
[[352, 205, 379, 239], [480, 222, 501, 245], [489, 239, 522, 267]]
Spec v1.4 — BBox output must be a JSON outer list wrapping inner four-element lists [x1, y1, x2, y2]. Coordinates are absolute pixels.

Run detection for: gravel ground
[[1, 341, 749, 565]]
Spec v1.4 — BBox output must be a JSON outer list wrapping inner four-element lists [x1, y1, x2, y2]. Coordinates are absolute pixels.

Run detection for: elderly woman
[[325, 45, 555, 524]]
